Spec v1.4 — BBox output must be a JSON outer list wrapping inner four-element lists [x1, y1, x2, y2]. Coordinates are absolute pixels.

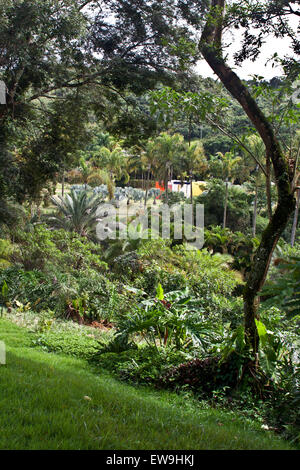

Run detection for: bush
[[161, 191, 187, 205], [0, 268, 58, 311], [197, 182, 251, 233], [159, 355, 242, 397], [255, 215, 268, 235], [0, 238, 14, 268], [91, 345, 191, 385], [174, 246, 241, 297], [113, 251, 143, 277], [202, 227, 259, 276], [0, 266, 128, 321], [13, 226, 106, 273], [133, 263, 188, 295]]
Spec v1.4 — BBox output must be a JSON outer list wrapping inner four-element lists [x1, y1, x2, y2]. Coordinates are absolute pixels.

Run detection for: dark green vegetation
[[0, 0, 300, 450]]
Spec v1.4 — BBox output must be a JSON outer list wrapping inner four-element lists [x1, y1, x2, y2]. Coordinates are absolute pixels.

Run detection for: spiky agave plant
[[48, 190, 103, 239]]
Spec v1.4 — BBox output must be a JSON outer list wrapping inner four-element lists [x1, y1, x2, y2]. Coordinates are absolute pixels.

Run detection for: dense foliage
[[0, 0, 300, 450]]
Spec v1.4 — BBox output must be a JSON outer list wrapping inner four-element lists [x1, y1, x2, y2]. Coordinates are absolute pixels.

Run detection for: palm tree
[[246, 168, 267, 237], [48, 190, 103, 239], [241, 134, 273, 221], [204, 226, 231, 254], [210, 152, 241, 229], [79, 157, 93, 189], [141, 140, 160, 206], [149, 132, 185, 203], [88, 169, 115, 200], [97, 146, 129, 200], [181, 140, 207, 204]]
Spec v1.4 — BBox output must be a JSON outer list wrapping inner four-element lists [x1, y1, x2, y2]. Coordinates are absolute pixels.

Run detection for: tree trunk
[[266, 154, 272, 220], [164, 173, 169, 204], [144, 168, 151, 208], [223, 178, 228, 229], [253, 182, 258, 238], [61, 170, 65, 197], [188, 117, 193, 205], [291, 188, 300, 247], [61, 155, 66, 197], [199, 0, 296, 353]]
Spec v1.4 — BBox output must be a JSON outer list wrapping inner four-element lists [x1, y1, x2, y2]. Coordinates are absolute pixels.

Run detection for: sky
[[194, 16, 299, 80]]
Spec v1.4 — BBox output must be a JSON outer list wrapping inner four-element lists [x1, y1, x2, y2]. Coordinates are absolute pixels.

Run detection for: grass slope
[[0, 319, 294, 450]]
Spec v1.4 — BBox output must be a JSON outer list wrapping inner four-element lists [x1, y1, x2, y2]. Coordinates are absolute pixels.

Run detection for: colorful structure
[[155, 180, 207, 198]]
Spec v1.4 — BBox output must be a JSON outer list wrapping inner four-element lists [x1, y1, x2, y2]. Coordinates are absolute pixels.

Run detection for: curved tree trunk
[[199, 0, 296, 353]]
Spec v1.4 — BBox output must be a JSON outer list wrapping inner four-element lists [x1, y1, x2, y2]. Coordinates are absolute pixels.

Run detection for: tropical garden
[[0, 0, 299, 451]]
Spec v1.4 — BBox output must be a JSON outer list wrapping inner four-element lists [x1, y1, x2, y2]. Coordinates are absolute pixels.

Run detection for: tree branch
[[199, 0, 296, 353], [204, 114, 268, 176]]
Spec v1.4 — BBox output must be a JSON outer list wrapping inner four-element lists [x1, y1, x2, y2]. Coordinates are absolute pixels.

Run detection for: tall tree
[[240, 134, 271, 235], [209, 151, 241, 228], [149, 132, 185, 203], [198, 0, 298, 353], [0, 0, 197, 208], [182, 140, 207, 204]]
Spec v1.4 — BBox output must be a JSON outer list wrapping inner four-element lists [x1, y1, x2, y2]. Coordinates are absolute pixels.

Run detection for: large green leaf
[[156, 283, 164, 301]]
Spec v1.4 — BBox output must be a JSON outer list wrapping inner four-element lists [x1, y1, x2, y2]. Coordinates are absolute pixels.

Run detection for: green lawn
[[0, 319, 294, 450]]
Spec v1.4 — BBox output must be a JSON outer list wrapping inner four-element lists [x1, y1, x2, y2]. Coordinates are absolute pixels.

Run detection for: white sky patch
[[195, 15, 299, 80]]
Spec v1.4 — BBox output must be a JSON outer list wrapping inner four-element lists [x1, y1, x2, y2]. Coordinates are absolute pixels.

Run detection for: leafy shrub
[[174, 246, 241, 297], [13, 226, 106, 273], [71, 270, 129, 321], [255, 215, 268, 235], [49, 229, 106, 272], [159, 355, 242, 396], [137, 238, 175, 264], [91, 345, 191, 385], [0, 266, 127, 321], [203, 226, 259, 276], [113, 251, 143, 277], [0, 238, 14, 268], [13, 225, 61, 271], [134, 240, 241, 297], [133, 263, 188, 295], [196, 182, 251, 233], [161, 191, 187, 205], [203, 294, 243, 327], [104, 284, 223, 353], [0, 267, 58, 311]]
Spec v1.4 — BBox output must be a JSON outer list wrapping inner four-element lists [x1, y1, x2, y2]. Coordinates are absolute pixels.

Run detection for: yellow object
[[192, 181, 206, 196]]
